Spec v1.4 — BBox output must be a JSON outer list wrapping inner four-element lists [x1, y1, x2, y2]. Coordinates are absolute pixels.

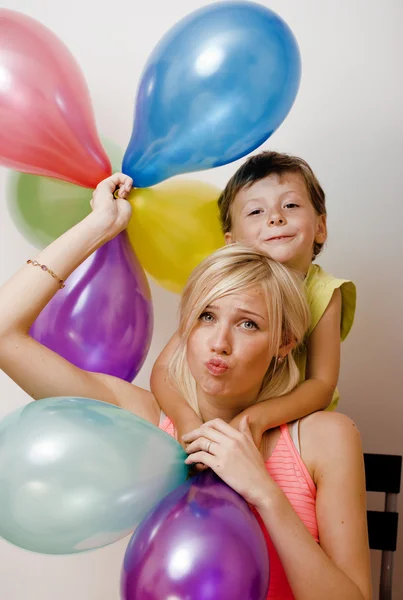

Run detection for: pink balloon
[[30, 233, 153, 382], [0, 10, 111, 188]]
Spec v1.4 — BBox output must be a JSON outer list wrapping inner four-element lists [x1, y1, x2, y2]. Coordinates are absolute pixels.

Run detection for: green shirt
[[294, 263, 356, 410]]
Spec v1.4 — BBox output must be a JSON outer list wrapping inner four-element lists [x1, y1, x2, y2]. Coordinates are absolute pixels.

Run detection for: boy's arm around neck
[[151, 332, 203, 441], [233, 288, 342, 441]]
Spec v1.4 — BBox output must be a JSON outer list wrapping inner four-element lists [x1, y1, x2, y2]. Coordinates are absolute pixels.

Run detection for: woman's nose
[[210, 326, 232, 355]]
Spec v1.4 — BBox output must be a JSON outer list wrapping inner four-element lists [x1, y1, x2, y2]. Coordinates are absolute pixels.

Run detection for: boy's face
[[224, 172, 327, 272]]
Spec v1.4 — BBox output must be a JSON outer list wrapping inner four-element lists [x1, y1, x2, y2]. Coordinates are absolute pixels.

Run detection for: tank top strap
[[279, 423, 316, 499], [289, 420, 300, 454]]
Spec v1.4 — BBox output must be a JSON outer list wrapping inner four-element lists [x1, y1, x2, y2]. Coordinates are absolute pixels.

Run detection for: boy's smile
[[224, 172, 327, 273]]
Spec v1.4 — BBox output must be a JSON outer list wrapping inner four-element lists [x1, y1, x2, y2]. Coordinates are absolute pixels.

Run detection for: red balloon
[[0, 10, 111, 188]]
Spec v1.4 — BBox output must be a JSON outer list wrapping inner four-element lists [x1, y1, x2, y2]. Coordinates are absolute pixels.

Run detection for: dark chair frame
[[364, 453, 402, 600]]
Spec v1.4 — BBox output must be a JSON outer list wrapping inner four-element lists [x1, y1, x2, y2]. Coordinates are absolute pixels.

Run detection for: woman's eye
[[199, 312, 215, 323], [241, 320, 258, 330], [248, 208, 263, 216]]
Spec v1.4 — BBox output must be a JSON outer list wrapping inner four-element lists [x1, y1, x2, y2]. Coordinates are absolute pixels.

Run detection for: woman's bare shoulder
[[300, 410, 360, 440], [299, 411, 363, 476]]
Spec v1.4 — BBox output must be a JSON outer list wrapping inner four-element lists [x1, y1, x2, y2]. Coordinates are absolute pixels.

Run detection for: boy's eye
[[284, 202, 298, 209], [199, 311, 215, 323], [241, 320, 258, 330], [247, 208, 263, 216]]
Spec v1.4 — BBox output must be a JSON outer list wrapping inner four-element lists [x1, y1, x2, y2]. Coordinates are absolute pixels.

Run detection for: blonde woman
[[0, 174, 371, 600]]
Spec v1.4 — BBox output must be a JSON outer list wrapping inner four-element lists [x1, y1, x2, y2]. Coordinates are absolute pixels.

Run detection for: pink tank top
[[160, 418, 319, 600]]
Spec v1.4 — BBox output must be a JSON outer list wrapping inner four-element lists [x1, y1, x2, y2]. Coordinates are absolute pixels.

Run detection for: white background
[[0, 0, 402, 598]]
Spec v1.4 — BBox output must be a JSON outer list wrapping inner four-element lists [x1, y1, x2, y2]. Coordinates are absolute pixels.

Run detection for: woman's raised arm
[[0, 173, 160, 425]]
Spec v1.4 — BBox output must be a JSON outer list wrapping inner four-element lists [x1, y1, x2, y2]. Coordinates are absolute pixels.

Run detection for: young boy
[[151, 151, 356, 445]]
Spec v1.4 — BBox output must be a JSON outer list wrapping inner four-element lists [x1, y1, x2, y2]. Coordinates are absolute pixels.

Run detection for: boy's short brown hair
[[218, 151, 327, 259]]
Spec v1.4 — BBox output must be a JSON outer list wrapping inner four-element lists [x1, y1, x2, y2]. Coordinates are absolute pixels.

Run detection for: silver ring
[[206, 440, 212, 454]]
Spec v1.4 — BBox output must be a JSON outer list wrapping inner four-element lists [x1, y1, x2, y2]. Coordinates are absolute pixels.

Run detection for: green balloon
[[7, 139, 122, 248], [0, 397, 188, 555]]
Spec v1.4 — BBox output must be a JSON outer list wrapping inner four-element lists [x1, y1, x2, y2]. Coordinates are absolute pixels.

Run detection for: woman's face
[[186, 285, 275, 408]]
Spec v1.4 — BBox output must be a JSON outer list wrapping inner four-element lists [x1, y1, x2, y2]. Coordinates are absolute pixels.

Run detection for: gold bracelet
[[26, 260, 65, 289]]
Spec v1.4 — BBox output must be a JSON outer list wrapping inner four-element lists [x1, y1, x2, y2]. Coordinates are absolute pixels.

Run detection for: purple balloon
[[121, 471, 270, 600], [31, 232, 153, 381]]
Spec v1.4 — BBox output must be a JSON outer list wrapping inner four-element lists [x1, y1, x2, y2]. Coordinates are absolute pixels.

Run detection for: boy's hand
[[178, 415, 206, 471], [230, 410, 264, 448], [177, 415, 204, 450]]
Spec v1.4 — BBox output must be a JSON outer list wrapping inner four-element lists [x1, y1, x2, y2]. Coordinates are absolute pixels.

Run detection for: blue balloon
[[0, 397, 188, 554], [123, 1, 301, 187]]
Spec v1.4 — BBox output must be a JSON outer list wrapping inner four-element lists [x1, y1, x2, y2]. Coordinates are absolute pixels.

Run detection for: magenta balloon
[[30, 232, 153, 381], [121, 471, 270, 600]]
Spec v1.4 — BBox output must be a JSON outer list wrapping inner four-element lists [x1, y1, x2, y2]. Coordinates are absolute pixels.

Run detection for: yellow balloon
[[128, 180, 224, 294]]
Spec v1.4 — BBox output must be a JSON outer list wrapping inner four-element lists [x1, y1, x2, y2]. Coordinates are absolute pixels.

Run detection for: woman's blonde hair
[[168, 244, 310, 417]]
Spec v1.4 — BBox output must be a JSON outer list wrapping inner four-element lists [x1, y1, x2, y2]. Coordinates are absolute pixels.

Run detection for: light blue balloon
[[123, 1, 301, 187], [0, 397, 187, 555]]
